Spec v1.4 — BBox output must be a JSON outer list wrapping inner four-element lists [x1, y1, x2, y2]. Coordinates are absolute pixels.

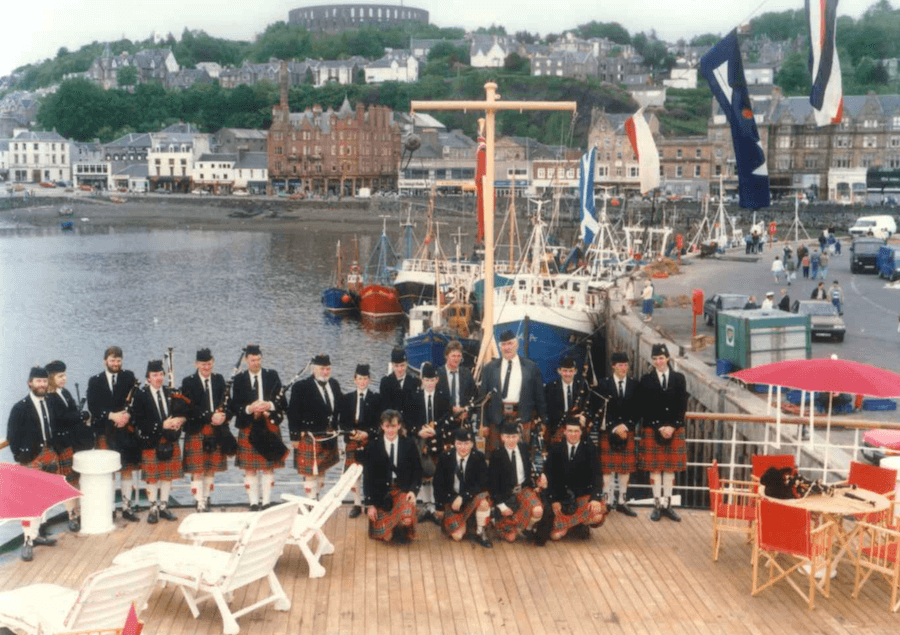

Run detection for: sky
[[1, 0, 882, 79]]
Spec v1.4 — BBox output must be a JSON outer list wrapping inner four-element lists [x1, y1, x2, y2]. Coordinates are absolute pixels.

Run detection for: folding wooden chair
[[751, 454, 796, 481], [854, 521, 900, 612], [707, 460, 758, 561], [843, 461, 898, 524], [0, 562, 158, 635], [113, 500, 299, 634], [752, 498, 834, 609]]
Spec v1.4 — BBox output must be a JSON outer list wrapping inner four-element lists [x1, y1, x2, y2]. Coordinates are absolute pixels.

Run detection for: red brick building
[[268, 62, 401, 196]]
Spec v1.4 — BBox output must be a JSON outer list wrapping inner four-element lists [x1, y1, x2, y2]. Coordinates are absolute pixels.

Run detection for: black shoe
[[616, 503, 638, 517], [661, 506, 682, 522], [122, 507, 139, 522], [206, 497, 212, 511], [650, 506, 662, 522], [521, 529, 535, 543], [349, 505, 363, 519], [573, 525, 591, 540], [21, 540, 33, 562], [32, 536, 56, 547], [392, 527, 410, 544], [147, 507, 158, 524], [472, 533, 493, 548], [249, 504, 260, 512], [38, 522, 49, 538], [158, 507, 177, 522], [68, 517, 80, 532]]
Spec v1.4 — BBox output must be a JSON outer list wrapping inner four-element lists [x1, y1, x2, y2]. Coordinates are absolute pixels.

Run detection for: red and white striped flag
[[807, 0, 843, 126], [624, 107, 660, 195]]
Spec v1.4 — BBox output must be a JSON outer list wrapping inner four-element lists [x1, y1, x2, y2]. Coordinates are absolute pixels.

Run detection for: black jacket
[[433, 449, 489, 507], [378, 372, 421, 421], [287, 376, 342, 439], [132, 385, 190, 449], [488, 442, 536, 506], [639, 369, 688, 428], [545, 375, 591, 434], [437, 365, 476, 410], [596, 375, 641, 430], [544, 440, 603, 503], [363, 435, 422, 505], [230, 368, 285, 430], [180, 372, 230, 434], [47, 387, 92, 451], [86, 369, 138, 440], [336, 388, 381, 436], [7, 396, 60, 462]]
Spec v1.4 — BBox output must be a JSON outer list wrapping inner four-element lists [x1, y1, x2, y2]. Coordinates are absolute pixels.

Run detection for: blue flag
[[578, 147, 599, 245], [700, 31, 770, 210]]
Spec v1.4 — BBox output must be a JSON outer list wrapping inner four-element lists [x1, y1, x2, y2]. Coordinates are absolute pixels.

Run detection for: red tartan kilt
[[442, 491, 490, 535], [552, 495, 605, 534], [494, 487, 542, 536], [236, 429, 285, 471], [294, 435, 339, 476], [182, 433, 227, 475], [141, 445, 183, 483], [369, 487, 417, 541], [94, 435, 108, 450], [24, 446, 60, 474], [600, 431, 637, 474], [56, 447, 75, 480], [344, 437, 368, 468], [639, 428, 687, 472]]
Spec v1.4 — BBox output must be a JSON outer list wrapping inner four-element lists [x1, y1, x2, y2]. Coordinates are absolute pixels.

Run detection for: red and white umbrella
[[0, 463, 82, 520]]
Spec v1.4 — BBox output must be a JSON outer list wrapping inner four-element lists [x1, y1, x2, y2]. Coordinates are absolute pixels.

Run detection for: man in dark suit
[[488, 421, 546, 543], [230, 344, 286, 510], [596, 352, 641, 517], [86, 346, 140, 521], [480, 330, 547, 452], [180, 348, 234, 512], [433, 428, 492, 547], [378, 348, 420, 424], [337, 363, 380, 518], [544, 417, 606, 541], [437, 340, 476, 416], [639, 343, 688, 522], [544, 356, 591, 445], [364, 409, 422, 544], [288, 353, 342, 501], [406, 362, 450, 525], [7, 366, 61, 561]]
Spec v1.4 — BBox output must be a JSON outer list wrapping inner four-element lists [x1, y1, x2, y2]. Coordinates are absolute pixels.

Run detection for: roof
[[769, 94, 900, 124], [235, 151, 268, 170], [112, 163, 149, 178], [197, 153, 236, 163], [105, 132, 153, 149], [218, 128, 268, 140], [13, 130, 70, 142]]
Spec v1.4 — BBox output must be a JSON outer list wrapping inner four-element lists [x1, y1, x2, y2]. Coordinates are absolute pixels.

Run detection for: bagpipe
[[108, 377, 142, 457], [71, 382, 96, 452], [154, 347, 190, 461], [200, 349, 241, 456], [422, 392, 490, 460], [248, 360, 310, 463], [760, 467, 872, 505]]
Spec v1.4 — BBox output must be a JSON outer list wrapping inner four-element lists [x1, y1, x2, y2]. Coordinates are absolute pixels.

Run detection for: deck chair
[[853, 521, 900, 612], [752, 498, 834, 610], [113, 500, 299, 635], [840, 461, 898, 524], [177, 463, 362, 578], [707, 460, 758, 561], [751, 454, 795, 481], [0, 561, 158, 635]]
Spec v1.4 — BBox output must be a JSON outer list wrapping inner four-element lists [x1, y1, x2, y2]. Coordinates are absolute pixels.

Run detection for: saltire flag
[[475, 134, 486, 245], [699, 31, 770, 210], [807, 0, 843, 126], [578, 147, 599, 245], [624, 107, 661, 195]]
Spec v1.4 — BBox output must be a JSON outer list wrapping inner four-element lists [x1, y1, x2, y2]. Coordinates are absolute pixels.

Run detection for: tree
[[117, 65, 138, 87], [37, 78, 114, 140], [774, 51, 811, 95], [690, 34, 720, 47], [503, 53, 530, 75], [514, 30, 537, 45], [749, 9, 806, 41], [576, 21, 631, 44]]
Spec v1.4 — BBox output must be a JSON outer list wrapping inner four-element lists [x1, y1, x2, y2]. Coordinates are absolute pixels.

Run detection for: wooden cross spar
[[411, 82, 577, 377]]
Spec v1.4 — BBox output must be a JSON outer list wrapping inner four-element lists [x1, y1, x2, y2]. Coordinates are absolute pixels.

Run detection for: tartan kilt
[[23, 446, 60, 474], [369, 487, 417, 541], [236, 428, 285, 471], [639, 427, 687, 472], [94, 435, 108, 450], [442, 491, 490, 535], [56, 446, 75, 481], [494, 487, 542, 536], [600, 431, 637, 474], [141, 445, 183, 483], [182, 433, 227, 475], [294, 435, 339, 476], [344, 437, 368, 468], [552, 495, 605, 534]]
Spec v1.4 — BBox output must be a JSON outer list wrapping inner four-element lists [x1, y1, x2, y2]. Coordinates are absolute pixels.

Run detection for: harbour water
[[0, 217, 406, 506]]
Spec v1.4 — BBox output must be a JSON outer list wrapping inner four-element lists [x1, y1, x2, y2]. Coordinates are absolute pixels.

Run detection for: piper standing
[[596, 352, 640, 517], [379, 348, 421, 425], [337, 363, 380, 518], [639, 343, 688, 522]]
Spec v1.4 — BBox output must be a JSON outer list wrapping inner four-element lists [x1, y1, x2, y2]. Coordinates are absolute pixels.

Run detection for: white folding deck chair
[[177, 463, 361, 579], [0, 561, 158, 635], [113, 500, 299, 635]]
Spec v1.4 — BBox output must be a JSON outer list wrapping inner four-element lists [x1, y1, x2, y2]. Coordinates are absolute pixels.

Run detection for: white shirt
[[29, 393, 50, 444], [500, 356, 523, 404], [423, 389, 437, 422], [151, 387, 168, 419], [384, 437, 398, 467], [355, 390, 366, 422], [656, 371, 669, 390], [454, 453, 468, 493], [561, 380, 575, 411], [497, 446, 525, 513], [641, 284, 654, 300], [105, 370, 119, 393], [566, 441, 579, 459], [446, 368, 460, 406], [249, 372, 263, 401], [316, 380, 334, 411], [199, 374, 214, 411]]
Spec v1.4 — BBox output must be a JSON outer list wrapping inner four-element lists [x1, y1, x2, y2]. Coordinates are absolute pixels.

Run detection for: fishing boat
[[321, 239, 359, 313], [359, 219, 403, 318], [404, 277, 479, 371]]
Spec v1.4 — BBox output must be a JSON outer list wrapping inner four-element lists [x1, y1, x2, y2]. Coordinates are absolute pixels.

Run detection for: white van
[[848, 215, 897, 240]]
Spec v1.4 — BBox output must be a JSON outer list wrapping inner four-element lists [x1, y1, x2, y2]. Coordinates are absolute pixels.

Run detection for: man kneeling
[[544, 417, 606, 541], [434, 428, 492, 548], [488, 421, 545, 543]]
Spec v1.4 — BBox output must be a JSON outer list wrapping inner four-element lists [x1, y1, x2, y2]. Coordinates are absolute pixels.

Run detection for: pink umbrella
[[0, 463, 82, 520]]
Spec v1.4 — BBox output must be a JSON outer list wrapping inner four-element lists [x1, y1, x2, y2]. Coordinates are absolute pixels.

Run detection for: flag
[[122, 602, 143, 635], [624, 107, 660, 195], [699, 31, 770, 210], [807, 0, 843, 126], [475, 135, 486, 245], [578, 147, 599, 245]]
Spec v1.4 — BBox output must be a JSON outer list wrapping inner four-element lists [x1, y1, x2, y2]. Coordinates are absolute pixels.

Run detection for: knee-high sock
[[244, 472, 260, 505], [650, 471, 662, 501], [146, 484, 158, 505], [21, 519, 39, 541], [64, 498, 77, 517], [475, 509, 490, 534], [204, 475, 215, 502], [350, 473, 362, 505], [617, 474, 631, 505], [662, 472, 676, 505], [191, 475, 205, 504], [121, 473, 135, 508], [261, 472, 275, 505], [603, 477, 616, 505], [159, 481, 172, 508], [419, 482, 434, 510], [304, 476, 321, 500]]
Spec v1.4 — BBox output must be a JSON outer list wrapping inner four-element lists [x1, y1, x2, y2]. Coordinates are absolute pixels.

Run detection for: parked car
[[703, 293, 751, 326], [850, 237, 886, 274], [791, 300, 846, 342], [848, 215, 897, 240], [39, 181, 56, 188]]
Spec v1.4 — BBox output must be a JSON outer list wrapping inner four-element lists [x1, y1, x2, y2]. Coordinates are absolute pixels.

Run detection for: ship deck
[[2, 505, 899, 635]]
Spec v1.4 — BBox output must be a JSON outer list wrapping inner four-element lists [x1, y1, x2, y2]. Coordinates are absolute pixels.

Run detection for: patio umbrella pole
[[809, 391, 815, 450], [824, 392, 834, 482], [775, 387, 782, 450]]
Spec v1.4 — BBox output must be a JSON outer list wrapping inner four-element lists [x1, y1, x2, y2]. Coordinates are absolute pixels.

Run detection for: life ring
[[652, 272, 668, 279]]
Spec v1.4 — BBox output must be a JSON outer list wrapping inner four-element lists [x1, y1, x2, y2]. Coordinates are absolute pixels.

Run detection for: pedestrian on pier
[[784, 256, 796, 284], [778, 289, 791, 312], [811, 282, 827, 300], [819, 250, 829, 280], [771, 256, 784, 283], [801, 253, 810, 279], [641, 280, 654, 322], [810, 248, 821, 280], [830, 280, 844, 315]]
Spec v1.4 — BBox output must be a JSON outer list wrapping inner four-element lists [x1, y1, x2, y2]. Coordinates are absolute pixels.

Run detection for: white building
[[147, 124, 211, 193], [234, 151, 268, 193], [72, 141, 108, 189], [365, 51, 419, 83], [663, 64, 697, 89], [193, 153, 236, 194], [470, 35, 514, 68], [8, 130, 72, 183]]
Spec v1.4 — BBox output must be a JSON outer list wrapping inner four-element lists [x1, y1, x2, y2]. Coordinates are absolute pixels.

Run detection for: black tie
[[252, 375, 260, 399], [111, 373, 117, 391], [566, 384, 573, 410], [427, 394, 433, 424], [501, 361, 512, 399], [318, 381, 332, 411], [450, 372, 458, 407], [619, 380, 624, 399], [511, 449, 520, 484], [157, 390, 167, 420], [569, 444, 576, 461], [39, 399, 51, 444], [457, 458, 466, 490], [661, 374, 667, 391], [357, 392, 364, 423], [389, 442, 396, 467], [204, 378, 212, 410]]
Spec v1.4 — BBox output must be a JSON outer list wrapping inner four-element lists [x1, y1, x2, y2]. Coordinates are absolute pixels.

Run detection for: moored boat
[[321, 240, 360, 313], [359, 219, 403, 317]]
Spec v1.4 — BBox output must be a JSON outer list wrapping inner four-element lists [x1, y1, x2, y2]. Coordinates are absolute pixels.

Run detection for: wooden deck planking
[[4, 507, 900, 635]]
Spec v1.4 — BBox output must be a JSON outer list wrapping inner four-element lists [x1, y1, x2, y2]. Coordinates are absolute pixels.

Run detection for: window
[[676, 166, 683, 178], [629, 166, 639, 177], [715, 164, 722, 176], [776, 136, 792, 149], [864, 119, 878, 128], [890, 156, 900, 168], [695, 148, 702, 158], [537, 168, 545, 178], [694, 165, 701, 177], [833, 157, 850, 168], [676, 149, 682, 159], [862, 154, 876, 167], [893, 116, 900, 129], [804, 157, 818, 169], [547, 168, 555, 178], [864, 136, 877, 148], [566, 168, 575, 178], [834, 136, 851, 148], [804, 136, 819, 148]]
